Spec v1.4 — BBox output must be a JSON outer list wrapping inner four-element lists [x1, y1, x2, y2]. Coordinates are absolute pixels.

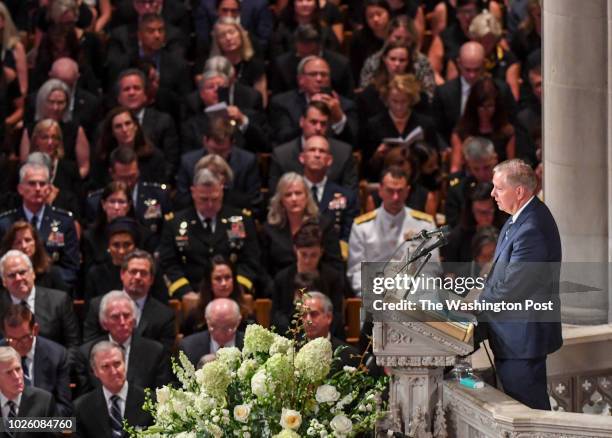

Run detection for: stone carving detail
[[432, 401, 448, 438], [443, 387, 498, 432], [377, 356, 455, 367], [503, 433, 591, 438], [403, 323, 473, 355], [387, 328, 412, 344], [407, 406, 432, 438]]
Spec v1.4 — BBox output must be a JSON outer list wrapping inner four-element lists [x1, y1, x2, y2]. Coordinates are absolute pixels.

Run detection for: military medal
[[47, 220, 65, 247], [328, 193, 347, 210], [143, 198, 162, 219], [176, 221, 189, 250]]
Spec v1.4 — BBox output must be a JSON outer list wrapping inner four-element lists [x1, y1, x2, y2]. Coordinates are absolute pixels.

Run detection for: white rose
[[279, 408, 302, 430], [330, 415, 352, 436], [343, 366, 357, 373], [251, 369, 268, 397], [156, 386, 170, 404], [234, 404, 251, 423], [315, 385, 340, 403]]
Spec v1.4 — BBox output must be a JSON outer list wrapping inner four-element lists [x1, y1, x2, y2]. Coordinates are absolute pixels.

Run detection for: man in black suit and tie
[[269, 55, 358, 146], [178, 298, 245, 367], [76, 291, 171, 395], [300, 136, 359, 242], [176, 117, 262, 213], [1, 304, 71, 416], [83, 250, 175, 350], [114, 69, 179, 182], [0, 346, 57, 437], [432, 41, 517, 146], [0, 250, 80, 349], [74, 341, 153, 438], [269, 101, 358, 194]]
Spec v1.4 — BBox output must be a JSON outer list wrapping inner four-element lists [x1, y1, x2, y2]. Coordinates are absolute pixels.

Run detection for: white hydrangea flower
[[251, 369, 268, 397]]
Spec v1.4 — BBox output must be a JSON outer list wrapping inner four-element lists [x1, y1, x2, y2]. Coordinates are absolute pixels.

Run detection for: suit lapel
[[451, 79, 462, 122], [33, 342, 49, 387], [93, 389, 112, 437]]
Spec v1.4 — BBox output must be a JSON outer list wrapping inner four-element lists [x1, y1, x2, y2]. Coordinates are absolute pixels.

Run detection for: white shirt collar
[[304, 176, 327, 200], [22, 205, 46, 227], [11, 286, 36, 314], [102, 381, 129, 416], [512, 196, 535, 224], [0, 391, 22, 416], [210, 336, 236, 354], [379, 206, 406, 227]]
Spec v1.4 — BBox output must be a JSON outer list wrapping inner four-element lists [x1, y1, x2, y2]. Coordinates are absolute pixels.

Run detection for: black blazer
[[75, 335, 171, 395], [268, 90, 358, 146], [74, 384, 153, 438], [0, 288, 80, 348], [178, 330, 245, 367], [181, 82, 264, 120], [268, 137, 358, 194], [141, 107, 180, 182], [82, 295, 176, 351], [0, 387, 57, 438]]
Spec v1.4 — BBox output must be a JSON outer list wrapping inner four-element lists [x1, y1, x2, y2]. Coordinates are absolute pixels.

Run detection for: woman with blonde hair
[[210, 17, 267, 106], [0, 2, 27, 94], [262, 172, 343, 274]]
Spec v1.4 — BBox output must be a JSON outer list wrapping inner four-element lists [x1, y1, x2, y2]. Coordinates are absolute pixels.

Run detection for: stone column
[[543, 0, 609, 323]]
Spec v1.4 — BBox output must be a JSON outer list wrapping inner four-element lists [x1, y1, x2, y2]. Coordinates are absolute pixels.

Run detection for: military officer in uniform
[[0, 162, 79, 288], [158, 167, 260, 299], [300, 135, 359, 243], [347, 166, 440, 296], [85, 146, 171, 247], [444, 136, 498, 228]]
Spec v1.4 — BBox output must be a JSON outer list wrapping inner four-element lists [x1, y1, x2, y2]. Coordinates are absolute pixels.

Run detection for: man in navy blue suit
[[479, 159, 562, 410]]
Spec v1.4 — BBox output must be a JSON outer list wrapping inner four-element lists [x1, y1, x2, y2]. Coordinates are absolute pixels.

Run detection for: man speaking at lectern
[[480, 159, 562, 410]]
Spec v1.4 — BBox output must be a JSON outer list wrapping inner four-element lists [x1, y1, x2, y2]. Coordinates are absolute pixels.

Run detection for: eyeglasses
[[4, 269, 31, 280], [207, 324, 238, 334], [5, 333, 34, 344], [303, 71, 330, 78]]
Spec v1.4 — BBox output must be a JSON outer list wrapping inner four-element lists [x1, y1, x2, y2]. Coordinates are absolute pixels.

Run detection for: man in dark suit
[[269, 24, 354, 98], [176, 117, 262, 214], [114, 69, 179, 182], [0, 346, 57, 437], [159, 168, 261, 299], [74, 341, 153, 438], [1, 304, 71, 416], [300, 136, 359, 242], [178, 298, 245, 367], [432, 41, 517, 146], [0, 250, 80, 349], [269, 55, 358, 146], [83, 250, 175, 349], [0, 163, 80, 287], [269, 101, 358, 194], [478, 159, 562, 409], [75, 291, 171, 395]]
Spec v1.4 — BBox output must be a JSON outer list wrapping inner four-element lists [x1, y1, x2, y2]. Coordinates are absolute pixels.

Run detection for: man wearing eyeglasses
[[0, 250, 80, 350], [0, 162, 80, 288], [0, 303, 72, 416], [178, 298, 244, 367]]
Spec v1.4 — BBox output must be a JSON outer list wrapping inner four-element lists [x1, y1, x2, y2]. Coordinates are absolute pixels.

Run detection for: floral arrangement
[[130, 324, 388, 437]]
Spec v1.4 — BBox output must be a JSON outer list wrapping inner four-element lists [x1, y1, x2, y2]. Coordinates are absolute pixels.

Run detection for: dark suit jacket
[[175, 147, 262, 214], [269, 137, 358, 194], [75, 335, 171, 395], [432, 77, 517, 144], [182, 83, 264, 120], [0, 387, 57, 438], [141, 107, 180, 181], [319, 181, 359, 242], [269, 49, 354, 98], [83, 296, 176, 351], [268, 90, 358, 145], [178, 330, 245, 367], [479, 197, 562, 359], [0, 288, 80, 348], [74, 384, 153, 438]]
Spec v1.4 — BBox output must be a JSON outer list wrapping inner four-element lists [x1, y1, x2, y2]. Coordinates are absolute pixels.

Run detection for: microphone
[[407, 225, 451, 241]]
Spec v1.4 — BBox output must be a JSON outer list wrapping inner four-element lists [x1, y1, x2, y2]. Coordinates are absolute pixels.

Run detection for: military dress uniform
[[444, 172, 476, 228], [158, 205, 261, 298], [347, 206, 439, 295], [0, 205, 80, 287]]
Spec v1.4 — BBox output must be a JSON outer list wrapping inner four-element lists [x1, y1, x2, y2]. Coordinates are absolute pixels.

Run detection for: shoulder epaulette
[[411, 210, 434, 223], [0, 209, 16, 218], [449, 177, 460, 187], [242, 208, 252, 217], [355, 210, 376, 225], [164, 212, 174, 221], [86, 188, 104, 198], [142, 181, 168, 190], [50, 206, 73, 217]]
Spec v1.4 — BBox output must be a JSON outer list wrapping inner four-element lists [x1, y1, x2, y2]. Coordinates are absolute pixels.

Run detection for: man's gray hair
[[204, 298, 241, 321], [90, 340, 125, 371], [26, 152, 53, 174], [99, 290, 136, 324], [0, 250, 33, 278], [304, 291, 333, 314], [199, 70, 228, 90], [297, 55, 325, 76], [494, 159, 538, 192], [195, 154, 234, 185], [19, 161, 50, 184], [193, 167, 223, 187], [203, 56, 236, 80], [35, 79, 71, 122], [462, 136, 495, 161], [0, 346, 20, 364]]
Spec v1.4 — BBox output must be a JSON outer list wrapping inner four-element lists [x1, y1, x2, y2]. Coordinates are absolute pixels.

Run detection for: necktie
[[7, 401, 16, 418], [21, 357, 30, 387], [30, 214, 38, 229], [203, 218, 212, 235], [109, 395, 123, 438], [311, 185, 319, 204], [504, 220, 514, 240]]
